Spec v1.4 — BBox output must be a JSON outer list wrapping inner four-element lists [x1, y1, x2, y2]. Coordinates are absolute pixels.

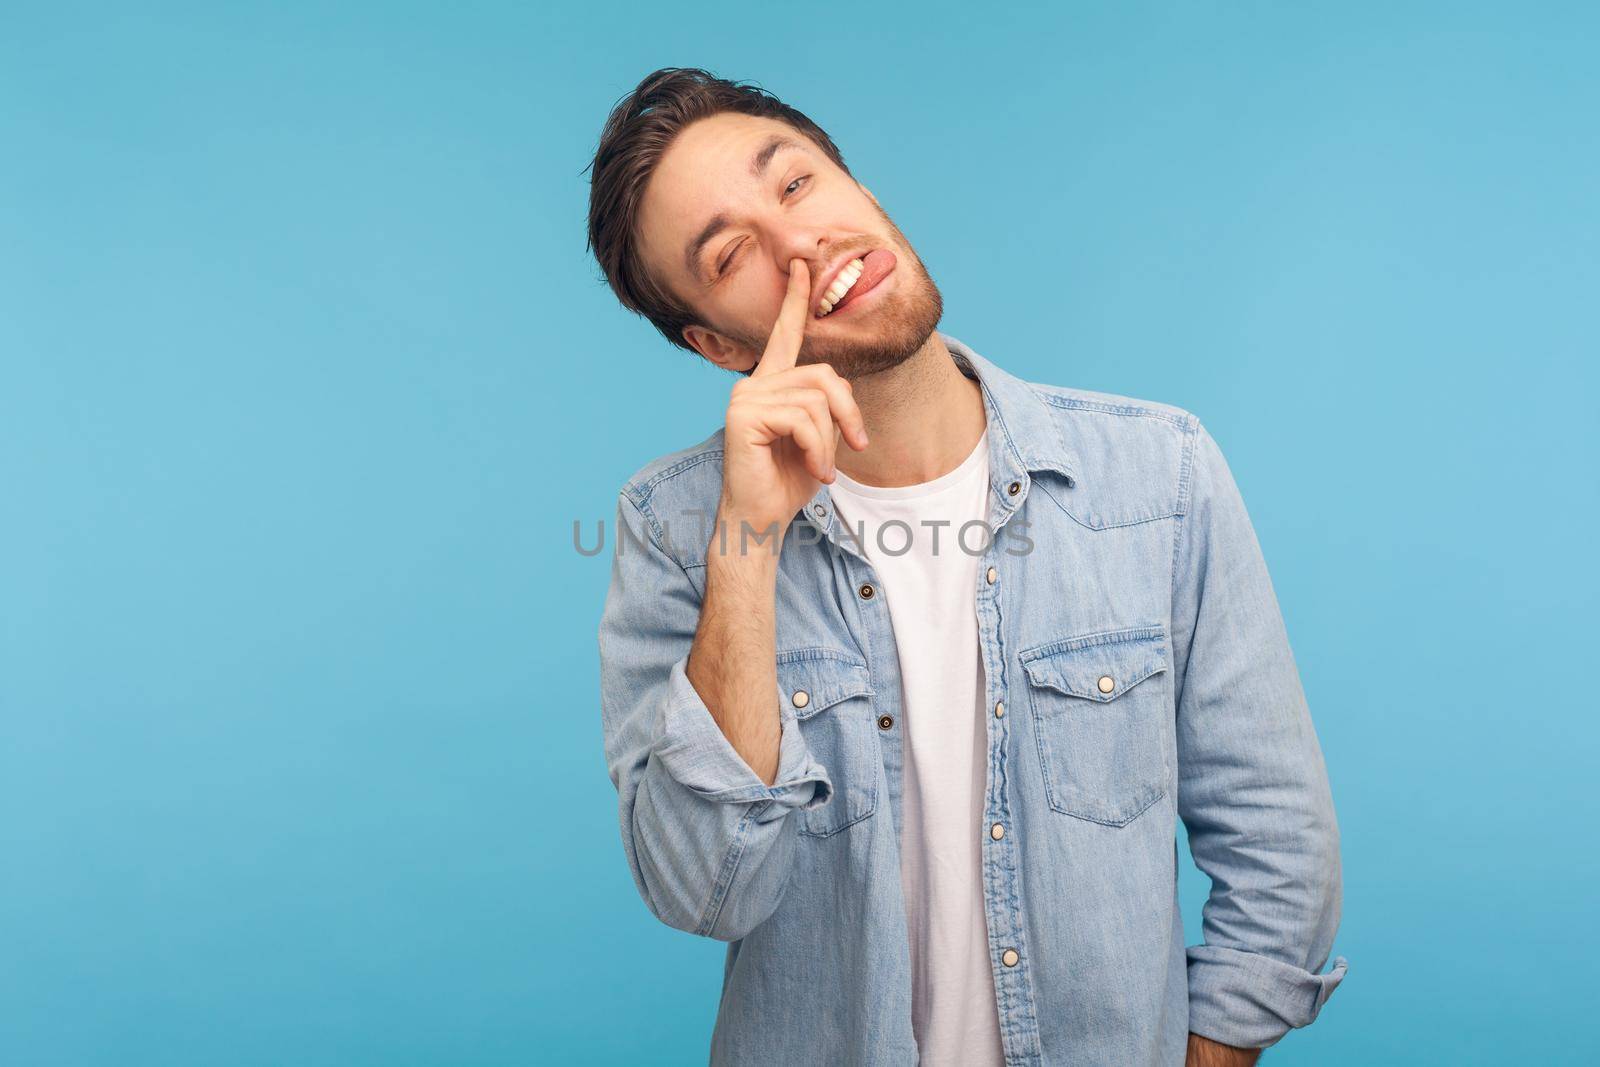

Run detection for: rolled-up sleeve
[[598, 489, 832, 941], [1170, 419, 1349, 1049]]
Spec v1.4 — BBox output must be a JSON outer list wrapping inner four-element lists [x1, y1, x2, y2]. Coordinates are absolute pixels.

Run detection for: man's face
[[636, 112, 943, 378]]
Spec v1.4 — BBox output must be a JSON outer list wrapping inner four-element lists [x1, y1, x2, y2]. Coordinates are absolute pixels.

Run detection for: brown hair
[[584, 67, 852, 354]]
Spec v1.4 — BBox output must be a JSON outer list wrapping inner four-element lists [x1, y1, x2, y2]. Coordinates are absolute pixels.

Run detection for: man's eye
[[716, 241, 745, 278], [713, 178, 810, 278]]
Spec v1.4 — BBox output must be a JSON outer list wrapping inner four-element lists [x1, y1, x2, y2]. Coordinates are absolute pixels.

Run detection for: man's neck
[[833, 333, 987, 488]]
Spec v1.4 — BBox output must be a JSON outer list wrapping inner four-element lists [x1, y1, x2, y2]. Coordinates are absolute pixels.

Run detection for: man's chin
[[800, 333, 929, 380], [801, 293, 943, 379]]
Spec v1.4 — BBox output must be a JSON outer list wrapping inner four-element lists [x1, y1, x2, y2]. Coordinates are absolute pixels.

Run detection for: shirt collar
[[941, 332, 1078, 486]]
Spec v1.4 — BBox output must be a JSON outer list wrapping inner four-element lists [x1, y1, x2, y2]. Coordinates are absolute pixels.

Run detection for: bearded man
[[590, 67, 1347, 1067]]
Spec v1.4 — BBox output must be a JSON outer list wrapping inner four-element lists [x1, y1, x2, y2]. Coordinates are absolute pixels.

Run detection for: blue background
[[4, 2, 1595, 1064]]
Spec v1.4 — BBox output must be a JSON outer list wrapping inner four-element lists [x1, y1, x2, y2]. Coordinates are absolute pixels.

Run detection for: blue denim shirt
[[597, 334, 1347, 1065]]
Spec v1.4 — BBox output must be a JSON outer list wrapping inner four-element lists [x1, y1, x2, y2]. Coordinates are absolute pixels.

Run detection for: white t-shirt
[[827, 429, 1004, 1067]]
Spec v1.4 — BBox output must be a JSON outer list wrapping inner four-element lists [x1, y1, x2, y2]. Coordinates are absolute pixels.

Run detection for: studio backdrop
[[3, 3, 1596, 1065]]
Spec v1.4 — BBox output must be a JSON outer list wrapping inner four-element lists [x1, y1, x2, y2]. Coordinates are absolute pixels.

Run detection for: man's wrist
[[706, 503, 788, 565], [1185, 1032, 1261, 1067]]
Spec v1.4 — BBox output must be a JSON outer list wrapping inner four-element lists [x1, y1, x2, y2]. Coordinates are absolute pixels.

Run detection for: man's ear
[[683, 324, 760, 373]]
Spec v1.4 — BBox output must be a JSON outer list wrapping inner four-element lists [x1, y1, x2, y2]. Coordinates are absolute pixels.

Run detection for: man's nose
[[769, 228, 831, 273]]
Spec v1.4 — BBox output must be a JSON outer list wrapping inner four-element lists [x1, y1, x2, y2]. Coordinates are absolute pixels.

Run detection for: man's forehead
[[661, 113, 807, 186]]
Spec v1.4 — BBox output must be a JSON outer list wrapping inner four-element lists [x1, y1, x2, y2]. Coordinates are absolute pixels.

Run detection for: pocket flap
[[1020, 625, 1169, 702], [775, 649, 873, 720]]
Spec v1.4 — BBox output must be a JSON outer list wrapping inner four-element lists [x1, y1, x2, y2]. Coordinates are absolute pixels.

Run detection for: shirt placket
[[973, 408, 1046, 1067]]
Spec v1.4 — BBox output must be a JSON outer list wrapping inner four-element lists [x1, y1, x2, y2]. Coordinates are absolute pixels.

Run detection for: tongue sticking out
[[831, 248, 897, 312]]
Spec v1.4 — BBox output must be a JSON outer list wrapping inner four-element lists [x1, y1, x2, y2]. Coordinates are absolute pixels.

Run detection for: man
[[590, 67, 1347, 1066]]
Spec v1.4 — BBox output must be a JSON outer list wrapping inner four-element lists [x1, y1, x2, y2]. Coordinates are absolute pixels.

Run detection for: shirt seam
[[1034, 390, 1191, 428], [1169, 413, 1202, 715], [695, 800, 761, 938], [1169, 413, 1202, 588], [628, 448, 725, 504]]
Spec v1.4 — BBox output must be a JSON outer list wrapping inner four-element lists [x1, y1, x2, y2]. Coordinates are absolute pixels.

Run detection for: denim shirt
[[597, 334, 1347, 1065]]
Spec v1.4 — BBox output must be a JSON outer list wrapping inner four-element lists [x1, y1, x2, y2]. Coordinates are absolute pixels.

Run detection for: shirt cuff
[[1186, 944, 1349, 1049], [651, 655, 834, 819]]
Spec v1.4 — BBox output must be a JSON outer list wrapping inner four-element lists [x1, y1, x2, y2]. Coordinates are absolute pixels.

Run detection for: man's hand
[[681, 258, 872, 788], [716, 257, 869, 549], [1186, 1032, 1262, 1067]]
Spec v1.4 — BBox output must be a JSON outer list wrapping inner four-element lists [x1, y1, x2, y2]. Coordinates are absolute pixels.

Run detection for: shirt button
[[812, 504, 827, 518], [1097, 675, 1115, 694], [990, 822, 1005, 840], [985, 567, 997, 584], [877, 714, 894, 730], [1006, 480, 1022, 496], [859, 583, 876, 600], [792, 690, 810, 708], [1002, 948, 1020, 967], [994, 700, 1005, 718]]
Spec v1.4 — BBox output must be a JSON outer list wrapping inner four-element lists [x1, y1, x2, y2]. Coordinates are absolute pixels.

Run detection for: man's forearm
[[684, 506, 784, 784], [1186, 1032, 1261, 1067]]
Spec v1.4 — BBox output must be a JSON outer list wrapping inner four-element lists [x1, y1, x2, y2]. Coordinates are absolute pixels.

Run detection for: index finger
[[751, 258, 811, 378]]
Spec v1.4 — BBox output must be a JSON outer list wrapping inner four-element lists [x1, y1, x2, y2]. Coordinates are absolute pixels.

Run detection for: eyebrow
[[683, 135, 807, 280]]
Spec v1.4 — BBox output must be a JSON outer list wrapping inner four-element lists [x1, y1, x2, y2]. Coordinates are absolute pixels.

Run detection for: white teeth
[[816, 258, 866, 316]]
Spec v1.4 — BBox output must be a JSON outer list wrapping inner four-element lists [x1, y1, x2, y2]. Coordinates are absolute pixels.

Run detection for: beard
[[723, 201, 945, 381]]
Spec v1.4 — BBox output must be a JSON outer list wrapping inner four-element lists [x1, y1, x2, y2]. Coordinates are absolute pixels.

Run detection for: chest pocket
[[776, 649, 879, 839], [1019, 625, 1171, 827]]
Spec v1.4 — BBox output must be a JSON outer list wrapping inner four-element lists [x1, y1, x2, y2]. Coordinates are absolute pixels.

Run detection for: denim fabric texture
[[597, 334, 1347, 1065]]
